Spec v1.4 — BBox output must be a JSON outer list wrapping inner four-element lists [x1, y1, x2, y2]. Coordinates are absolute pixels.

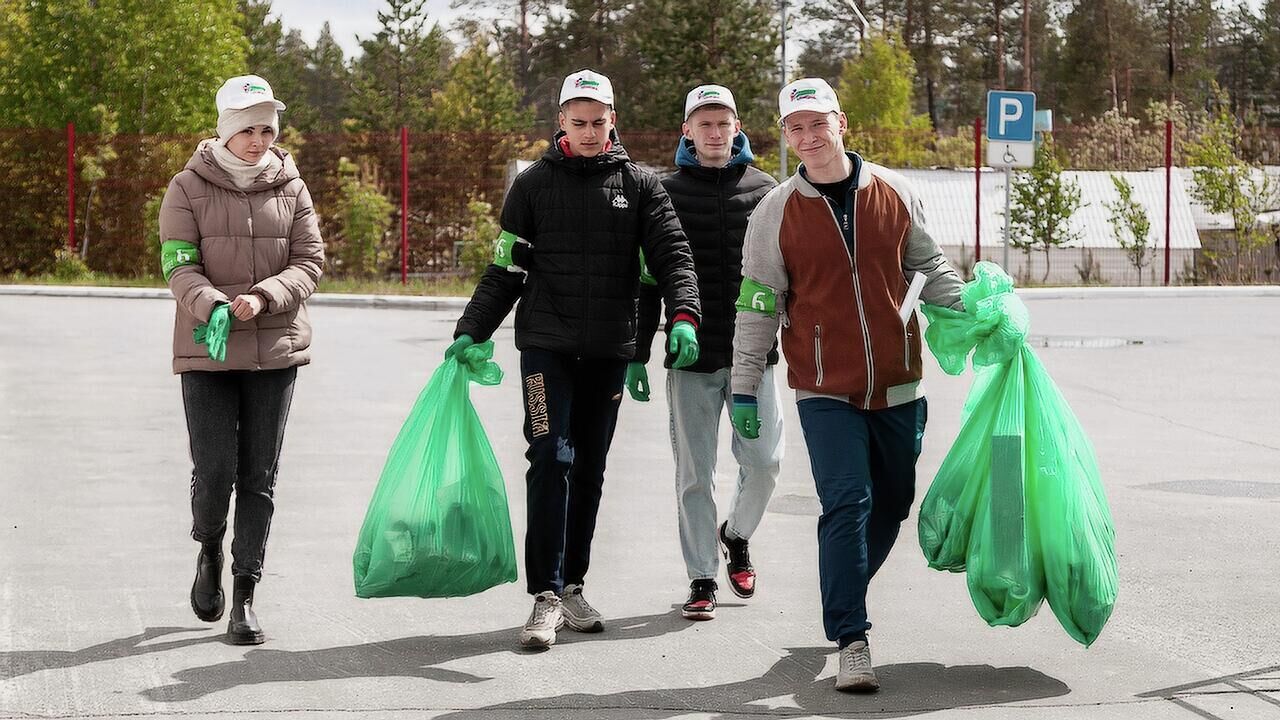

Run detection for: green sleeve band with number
[[161, 240, 200, 281], [493, 230, 519, 268], [736, 276, 778, 315], [638, 249, 656, 286]]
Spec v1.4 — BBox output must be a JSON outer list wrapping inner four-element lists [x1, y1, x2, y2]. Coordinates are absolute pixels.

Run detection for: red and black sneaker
[[681, 579, 717, 620], [719, 522, 756, 598]]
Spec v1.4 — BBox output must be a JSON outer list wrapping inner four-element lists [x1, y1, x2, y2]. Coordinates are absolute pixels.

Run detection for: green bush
[[141, 191, 165, 278], [329, 157, 395, 278], [458, 197, 500, 281], [51, 249, 94, 281]]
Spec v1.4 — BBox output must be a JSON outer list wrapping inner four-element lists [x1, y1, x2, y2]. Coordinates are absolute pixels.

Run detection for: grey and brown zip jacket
[[731, 153, 964, 410]]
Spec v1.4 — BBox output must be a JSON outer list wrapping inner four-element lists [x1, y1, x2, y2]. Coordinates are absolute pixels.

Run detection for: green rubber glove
[[192, 303, 230, 363], [730, 395, 760, 439], [668, 320, 699, 369], [624, 362, 650, 402], [445, 334, 475, 361]]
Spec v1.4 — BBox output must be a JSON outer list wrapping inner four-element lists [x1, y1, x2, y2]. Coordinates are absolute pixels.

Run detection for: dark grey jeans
[[181, 366, 297, 582]]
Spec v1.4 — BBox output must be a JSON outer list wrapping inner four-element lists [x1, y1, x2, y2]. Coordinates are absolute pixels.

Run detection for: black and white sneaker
[[681, 579, 717, 620], [719, 522, 756, 598]]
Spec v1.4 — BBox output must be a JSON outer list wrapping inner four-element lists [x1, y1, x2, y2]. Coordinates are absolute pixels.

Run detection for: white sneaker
[[519, 591, 563, 648], [559, 584, 604, 632], [835, 640, 880, 693]]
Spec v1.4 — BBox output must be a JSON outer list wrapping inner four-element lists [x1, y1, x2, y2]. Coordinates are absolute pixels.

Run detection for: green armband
[[493, 230, 530, 271], [735, 276, 778, 315], [161, 240, 200, 281], [638, 249, 656, 286]]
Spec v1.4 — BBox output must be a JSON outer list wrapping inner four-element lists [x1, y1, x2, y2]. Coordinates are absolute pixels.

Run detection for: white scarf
[[207, 140, 282, 190]]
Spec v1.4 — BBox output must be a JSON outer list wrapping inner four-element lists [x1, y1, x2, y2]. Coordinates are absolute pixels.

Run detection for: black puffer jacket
[[456, 131, 700, 360], [637, 132, 778, 372]]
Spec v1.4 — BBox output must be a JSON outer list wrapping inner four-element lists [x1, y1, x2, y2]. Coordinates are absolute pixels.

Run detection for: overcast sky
[[270, 0, 476, 57]]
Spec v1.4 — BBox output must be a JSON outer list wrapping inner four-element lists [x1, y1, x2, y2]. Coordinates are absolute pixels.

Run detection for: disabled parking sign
[[986, 91, 1036, 168]]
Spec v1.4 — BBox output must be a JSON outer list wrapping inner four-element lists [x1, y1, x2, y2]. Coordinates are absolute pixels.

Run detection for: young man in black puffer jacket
[[631, 84, 782, 622], [448, 69, 702, 650]]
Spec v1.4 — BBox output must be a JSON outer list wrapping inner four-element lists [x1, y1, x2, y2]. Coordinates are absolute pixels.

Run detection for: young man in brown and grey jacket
[[729, 78, 965, 693]]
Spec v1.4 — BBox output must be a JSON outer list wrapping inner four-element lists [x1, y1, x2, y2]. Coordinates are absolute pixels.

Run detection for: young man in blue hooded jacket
[[632, 84, 783, 622]]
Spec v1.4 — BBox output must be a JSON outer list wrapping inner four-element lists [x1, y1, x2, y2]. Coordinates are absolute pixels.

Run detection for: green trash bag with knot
[[353, 341, 518, 598], [917, 262, 1117, 645]]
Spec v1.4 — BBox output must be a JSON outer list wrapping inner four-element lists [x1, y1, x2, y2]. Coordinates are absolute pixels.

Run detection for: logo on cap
[[576, 78, 600, 89], [243, 83, 268, 94], [790, 88, 818, 102], [697, 89, 721, 99]]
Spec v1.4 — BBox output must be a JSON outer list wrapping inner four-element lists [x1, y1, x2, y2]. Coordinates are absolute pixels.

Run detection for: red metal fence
[[3, 123, 1278, 284]]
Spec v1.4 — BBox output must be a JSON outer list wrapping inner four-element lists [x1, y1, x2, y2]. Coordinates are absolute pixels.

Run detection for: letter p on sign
[[999, 98, 1023, 136], [985, 91, 1036, 143]]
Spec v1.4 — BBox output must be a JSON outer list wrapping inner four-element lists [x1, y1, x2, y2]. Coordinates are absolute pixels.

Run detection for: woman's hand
[[230, 294, 264, 321]]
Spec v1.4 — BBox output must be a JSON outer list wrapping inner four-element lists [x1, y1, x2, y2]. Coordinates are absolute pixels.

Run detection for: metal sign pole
[[1003, 166, 1012, 271]]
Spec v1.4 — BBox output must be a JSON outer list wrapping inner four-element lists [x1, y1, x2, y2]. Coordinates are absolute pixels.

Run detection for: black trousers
[[519, 349, 627, 595], [181, 367, 297, 582]]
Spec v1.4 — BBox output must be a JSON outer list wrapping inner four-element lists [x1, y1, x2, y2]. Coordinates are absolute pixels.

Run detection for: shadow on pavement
[[432, 646, 1071, 719], [142, 611, 693, 702], [1, 626, 218, 681]]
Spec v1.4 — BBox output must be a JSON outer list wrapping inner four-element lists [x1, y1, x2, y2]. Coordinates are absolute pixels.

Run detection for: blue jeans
[[519, 349, 627, 595], [668, 366, 783, 580], [181, 367, 297, 582], [796, 397, 927, 644]]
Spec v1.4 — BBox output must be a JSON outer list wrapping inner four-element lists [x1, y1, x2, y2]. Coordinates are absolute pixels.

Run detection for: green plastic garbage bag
[[1022, 348, 1118, 646], [918, 340, 1045, 628], [917, 262, 1117, 645], [353, 341, 518, 598]]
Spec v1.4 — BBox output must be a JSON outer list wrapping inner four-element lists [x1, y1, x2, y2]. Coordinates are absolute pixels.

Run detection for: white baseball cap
[[683, 84, 737, 120], [559, 69, 614, 106], [215, 75, 287, 114], [778, 78, 840, 121]]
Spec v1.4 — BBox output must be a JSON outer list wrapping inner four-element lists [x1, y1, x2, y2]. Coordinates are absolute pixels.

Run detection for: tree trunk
[[995, 1, 1006, 89], [80, 185, 95, 262], [1102, 0, 1118, 110], [595, 0, 606, 66], [1022, 0, 1032, 89], [925, 5, 939, 129], [518, 0, 530, 103]]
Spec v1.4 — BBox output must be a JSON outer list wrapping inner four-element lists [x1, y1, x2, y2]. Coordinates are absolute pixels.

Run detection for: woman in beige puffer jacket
[[159, 75, 323, 646]]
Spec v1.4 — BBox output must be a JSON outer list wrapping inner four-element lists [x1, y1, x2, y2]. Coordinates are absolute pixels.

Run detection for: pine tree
[[349, 0, 453, 130], [627, 0, 779, 132], [430, 29, 533, 131]]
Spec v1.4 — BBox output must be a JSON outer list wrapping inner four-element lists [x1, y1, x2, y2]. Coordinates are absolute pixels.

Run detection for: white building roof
[[895, 168, 1202, 250], [1176, 166, 1280, 231]]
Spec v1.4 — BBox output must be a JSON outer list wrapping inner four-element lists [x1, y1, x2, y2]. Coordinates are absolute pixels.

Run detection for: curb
[[1016, 285, 1280, 299]]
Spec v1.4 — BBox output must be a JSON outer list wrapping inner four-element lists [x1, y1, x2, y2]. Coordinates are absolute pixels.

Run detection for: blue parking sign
[[986, 91, 1036, 142]]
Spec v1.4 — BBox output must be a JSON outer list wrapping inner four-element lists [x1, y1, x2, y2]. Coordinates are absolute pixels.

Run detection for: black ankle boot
[[190, 545, 225, 622], [227, 576, 264, 645]]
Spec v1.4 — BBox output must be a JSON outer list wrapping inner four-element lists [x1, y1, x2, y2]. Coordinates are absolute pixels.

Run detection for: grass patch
[[0, 273, 479, 297]]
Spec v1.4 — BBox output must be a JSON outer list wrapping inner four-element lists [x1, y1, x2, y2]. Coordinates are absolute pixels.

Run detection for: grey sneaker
[[519, 591, 563, 648], [835, 640, 880, 692], [559, 584, 604, 632]]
